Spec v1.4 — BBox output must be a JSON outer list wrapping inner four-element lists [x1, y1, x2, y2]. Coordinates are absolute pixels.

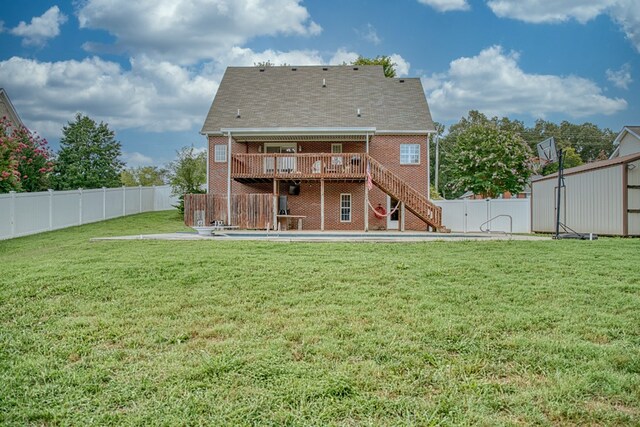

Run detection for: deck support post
[[320, 178, 325, 231], [227, 132, 232, 225], [400, 202, 405, 231], [273, 179, 278, 231]]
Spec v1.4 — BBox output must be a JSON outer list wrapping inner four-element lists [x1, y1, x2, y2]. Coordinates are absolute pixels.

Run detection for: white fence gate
[[434, 199, 531, 233], [0, 185, 178, 240]]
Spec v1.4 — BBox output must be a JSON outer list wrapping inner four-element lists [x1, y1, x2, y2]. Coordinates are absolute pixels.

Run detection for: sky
[[1, 0, 638, 167]]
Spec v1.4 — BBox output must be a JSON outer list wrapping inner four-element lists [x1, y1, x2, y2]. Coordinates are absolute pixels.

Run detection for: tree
[[168, 146, 207, 213], [0, 117, 53, 193], [445, 124, 533, 198], [53, 114, 124, 190], [527, 119, 615, 163], [351, 55, 396, 78], [121, 166, 168, 186]]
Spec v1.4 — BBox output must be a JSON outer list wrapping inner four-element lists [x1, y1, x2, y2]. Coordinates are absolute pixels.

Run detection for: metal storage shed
[[531, 152, 640, 236]]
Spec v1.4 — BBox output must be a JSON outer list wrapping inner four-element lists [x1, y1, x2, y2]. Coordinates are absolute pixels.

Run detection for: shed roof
[[201, 65, 435, 135], [533, 151, 640, 182]]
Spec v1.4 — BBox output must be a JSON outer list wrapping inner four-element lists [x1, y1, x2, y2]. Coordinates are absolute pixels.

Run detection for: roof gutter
[[202, 127, 437, 136], [215, 127, 377, 137]]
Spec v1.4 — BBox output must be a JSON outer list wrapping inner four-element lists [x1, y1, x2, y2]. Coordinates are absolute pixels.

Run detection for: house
[[198, 65, 443, 231], [609, 126, 640, 159], [531, 152, 640, 236], [0, 88, 25, 133]]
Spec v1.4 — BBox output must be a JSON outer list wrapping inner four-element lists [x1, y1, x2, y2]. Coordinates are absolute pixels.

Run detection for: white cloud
[[390, 54, 410, 76], [417, 0, 470, 12], [0, 55, 218, 140], [486, 0, 612, 23], [606, 63, 633, 89], [357, 23, 381, 45], [328, 48, 359, 65], [486, 0, 640, 52], [77, 0, 322, 64], [9, 5, 67, 46], [426, 45, 627, 120], [122, 151, 155, 167]]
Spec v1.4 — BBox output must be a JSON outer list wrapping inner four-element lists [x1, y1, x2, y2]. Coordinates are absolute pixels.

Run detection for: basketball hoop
[[536, 137, 557, 165]]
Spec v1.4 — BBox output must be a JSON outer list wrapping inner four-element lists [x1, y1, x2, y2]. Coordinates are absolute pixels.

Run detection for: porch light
[[357, 108, 361, 117], [236, 109, 241, 118], [298, 145, 302, 152], [322, 78, 326, 87], [258, 145, 262, 153]]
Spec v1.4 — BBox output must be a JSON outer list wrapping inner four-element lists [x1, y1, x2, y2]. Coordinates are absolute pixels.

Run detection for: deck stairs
[[367, 156, 448, 232]]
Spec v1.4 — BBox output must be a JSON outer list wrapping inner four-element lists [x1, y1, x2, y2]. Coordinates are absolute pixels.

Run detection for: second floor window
[[214, 145, 227, 162], [400, 144, 420, 165]]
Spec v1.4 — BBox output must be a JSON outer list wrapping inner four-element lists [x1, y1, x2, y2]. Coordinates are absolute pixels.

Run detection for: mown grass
[[1, 211, 639, 426]]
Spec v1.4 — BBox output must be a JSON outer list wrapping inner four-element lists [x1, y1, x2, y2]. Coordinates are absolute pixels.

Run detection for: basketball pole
[[554, 148, 564, 239]]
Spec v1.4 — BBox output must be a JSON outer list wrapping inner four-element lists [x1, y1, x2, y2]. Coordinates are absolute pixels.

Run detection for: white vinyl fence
[[434, 198, 531, 233], [0, 185, 178, 240]]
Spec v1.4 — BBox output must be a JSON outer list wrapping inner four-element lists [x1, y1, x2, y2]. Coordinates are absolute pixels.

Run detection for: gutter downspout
[[365, 133, 370, 232], [227, 131, 232, 225], [205, 134, 209, 193], [426, 133, 431, 201]]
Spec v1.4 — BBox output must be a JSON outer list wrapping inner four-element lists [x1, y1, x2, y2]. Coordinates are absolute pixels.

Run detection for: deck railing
[[232, 153, 367, 180]]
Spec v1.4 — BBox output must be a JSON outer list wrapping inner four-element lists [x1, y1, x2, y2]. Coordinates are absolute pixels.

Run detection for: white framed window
[[214, 145, 227, 162], [400, 144, 420, 165], [340, 193, 351, 222]]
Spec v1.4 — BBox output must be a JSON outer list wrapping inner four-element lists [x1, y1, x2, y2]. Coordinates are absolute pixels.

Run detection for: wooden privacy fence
[[184, 193, 273, 229]]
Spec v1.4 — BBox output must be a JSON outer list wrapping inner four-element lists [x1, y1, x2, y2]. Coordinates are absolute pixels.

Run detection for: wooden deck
[[209, 152, 444, 231], [232, 153, 366, 181]]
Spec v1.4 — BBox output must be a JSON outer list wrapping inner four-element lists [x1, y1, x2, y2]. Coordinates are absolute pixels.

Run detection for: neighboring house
[[609, 126, 640, 159], [200, 65, 443, 231], [0, 88, 25, 133], [531, 152, 640, 236]]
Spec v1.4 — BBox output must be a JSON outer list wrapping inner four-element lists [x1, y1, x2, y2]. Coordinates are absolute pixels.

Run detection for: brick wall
[[207, 134, 431, 231]]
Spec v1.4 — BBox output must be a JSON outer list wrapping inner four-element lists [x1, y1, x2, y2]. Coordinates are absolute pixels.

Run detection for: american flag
[[366, 162, 373, 190]]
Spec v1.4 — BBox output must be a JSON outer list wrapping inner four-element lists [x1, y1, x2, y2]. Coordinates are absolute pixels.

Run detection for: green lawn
[[1, 211, 639, 426]]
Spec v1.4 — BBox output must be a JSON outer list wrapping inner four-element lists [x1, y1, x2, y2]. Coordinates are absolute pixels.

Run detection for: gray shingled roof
[[201, 65, 435, 134]]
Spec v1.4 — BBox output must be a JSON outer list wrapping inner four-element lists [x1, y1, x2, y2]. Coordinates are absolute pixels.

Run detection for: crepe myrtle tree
[[446, 124, 533, 198], [0, 117, 53, 193]]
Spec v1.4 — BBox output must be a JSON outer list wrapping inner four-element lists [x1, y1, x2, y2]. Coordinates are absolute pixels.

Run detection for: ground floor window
[[340, 193, 351, 222]]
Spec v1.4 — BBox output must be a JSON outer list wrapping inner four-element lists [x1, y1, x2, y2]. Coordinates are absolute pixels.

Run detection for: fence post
[[9, 191, 16, 238], [78, 188, 83, 225], [139, 185, 142, 213], [48, 189, 54, 230], [102, 187, 107, 219], [122, 186, 126, 217]]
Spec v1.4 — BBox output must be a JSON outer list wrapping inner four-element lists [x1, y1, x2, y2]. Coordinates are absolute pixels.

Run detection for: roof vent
[[353, 67, 359, 71], [259, 68, 265, 72], [399, 79, 405, 83], [291, 67, 297, 71], [236, 109, 241, 118], [322, 67, 328, 71], [357, 108, 361, 117], [322, 78, 326, 87]]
